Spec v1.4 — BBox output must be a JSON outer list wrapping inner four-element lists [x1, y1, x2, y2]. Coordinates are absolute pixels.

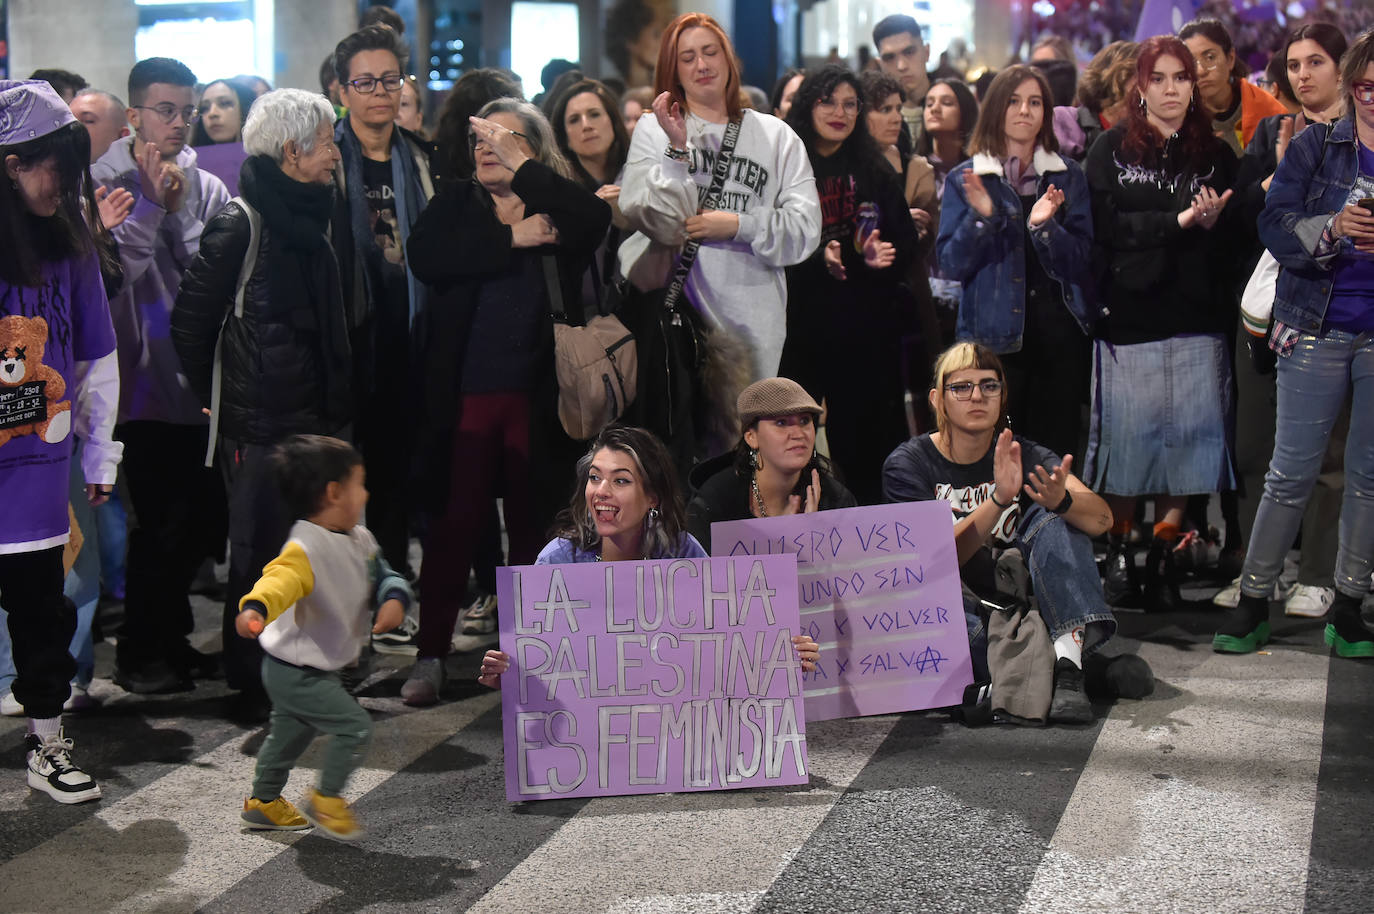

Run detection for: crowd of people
[[3, 2, 1373, 839]]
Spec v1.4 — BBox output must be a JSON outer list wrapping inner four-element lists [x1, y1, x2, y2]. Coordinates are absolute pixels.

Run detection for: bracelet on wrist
[[989, 490, 1012, 509], [1051, 491, 1074, 515], [665, 144, 689, 162]]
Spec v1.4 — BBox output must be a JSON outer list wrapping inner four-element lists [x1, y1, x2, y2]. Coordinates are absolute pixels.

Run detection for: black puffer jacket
[[173, 154, 353, 445]]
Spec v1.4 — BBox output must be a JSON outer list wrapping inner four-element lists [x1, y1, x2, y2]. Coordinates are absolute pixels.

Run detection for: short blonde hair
[[930, 342, 1008, 436]]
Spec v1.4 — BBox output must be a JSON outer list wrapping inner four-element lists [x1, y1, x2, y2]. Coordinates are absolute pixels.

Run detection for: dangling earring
[[1188, 95, 1196, 113], [749, 447, 761, 471], [1138, 95, 1146, 111]]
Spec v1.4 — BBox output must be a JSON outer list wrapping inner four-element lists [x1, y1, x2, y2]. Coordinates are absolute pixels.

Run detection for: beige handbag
[[544, 257, 638, 440]]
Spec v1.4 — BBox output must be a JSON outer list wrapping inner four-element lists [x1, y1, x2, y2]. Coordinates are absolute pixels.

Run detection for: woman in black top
[[1083, 35, 1239, 612], [688, 378, 856, 553], [402, 99, 610, 707], [779, 65, 918, 504]]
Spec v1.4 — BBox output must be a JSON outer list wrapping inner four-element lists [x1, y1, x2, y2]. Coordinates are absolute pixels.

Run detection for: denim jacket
[[1259, 117, 1359, 332], [936, 147, 1098, 353]]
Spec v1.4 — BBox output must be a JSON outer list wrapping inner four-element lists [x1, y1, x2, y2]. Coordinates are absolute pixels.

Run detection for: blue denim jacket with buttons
[[1260, 116, 1361, 332], [935, 147, 1099, 354]]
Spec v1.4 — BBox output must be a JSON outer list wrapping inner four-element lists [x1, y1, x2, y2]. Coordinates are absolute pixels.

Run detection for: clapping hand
[[862, 228, 896, 269], [94, 185, 134, 229], [783, 469, 823, 515], [824, 240, 846, 280], [1028, 184, 1064, 227], [960, 169, 995, 218], [991, 428, 1021, 508], [1190, 186, 1233, 230], [137, 140, 185, 212], [1023, 454, 1072, 509]]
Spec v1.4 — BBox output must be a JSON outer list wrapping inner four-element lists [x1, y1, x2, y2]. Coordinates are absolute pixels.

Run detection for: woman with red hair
[[619, 12, 821, 392], [1083, 35, 1239, 612]]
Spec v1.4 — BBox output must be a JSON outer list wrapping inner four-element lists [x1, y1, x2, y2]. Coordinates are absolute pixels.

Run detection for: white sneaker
[[0, 691, 22, 717], [1213, 576, 1297, 608], [460, 594, 498, 635], [25, 729, 101, 804], [371, 613, 420, 656], [1285, 584, 1336, 618]]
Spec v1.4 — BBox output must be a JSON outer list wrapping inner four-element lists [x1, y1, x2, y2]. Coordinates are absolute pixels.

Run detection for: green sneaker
[[1212, 595, 1271, 654], [1324, 597, 1374, 658]]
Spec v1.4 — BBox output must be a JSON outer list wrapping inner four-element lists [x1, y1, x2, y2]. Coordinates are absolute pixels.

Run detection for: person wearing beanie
[[0, 78, 122, 802], [686, 377, 857, 553]]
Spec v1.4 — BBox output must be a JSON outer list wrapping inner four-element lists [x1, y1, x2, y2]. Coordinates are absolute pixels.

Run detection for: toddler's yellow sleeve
[[238, 542, 315, 623]]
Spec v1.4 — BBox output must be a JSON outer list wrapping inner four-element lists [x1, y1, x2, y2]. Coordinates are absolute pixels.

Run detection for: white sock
[[27, 716, 61, 741], [1054, 628, 1084, 668]]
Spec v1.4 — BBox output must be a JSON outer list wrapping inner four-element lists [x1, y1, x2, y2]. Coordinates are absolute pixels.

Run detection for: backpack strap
[[205, 197, 261, 467]]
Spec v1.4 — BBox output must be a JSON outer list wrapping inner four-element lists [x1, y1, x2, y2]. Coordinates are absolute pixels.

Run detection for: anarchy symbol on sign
[[913, 646, 945, 674]]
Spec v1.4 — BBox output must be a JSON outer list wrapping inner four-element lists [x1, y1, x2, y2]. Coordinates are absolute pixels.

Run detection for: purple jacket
[[92, 137, 231, 424]]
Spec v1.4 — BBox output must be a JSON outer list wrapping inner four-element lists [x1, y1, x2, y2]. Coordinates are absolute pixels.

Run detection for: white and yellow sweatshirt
[[239, 520, 411, 671]]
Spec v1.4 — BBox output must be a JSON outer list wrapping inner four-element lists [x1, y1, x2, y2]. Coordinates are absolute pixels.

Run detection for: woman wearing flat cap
[[686, 377, 857, 552]]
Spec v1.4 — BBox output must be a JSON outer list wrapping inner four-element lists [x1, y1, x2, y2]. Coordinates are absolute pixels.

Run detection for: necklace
[[750, 473, 769, 517]]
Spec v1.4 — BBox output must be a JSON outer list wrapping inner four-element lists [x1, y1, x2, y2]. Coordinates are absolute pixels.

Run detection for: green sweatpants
[[252, 655, 372, 800]]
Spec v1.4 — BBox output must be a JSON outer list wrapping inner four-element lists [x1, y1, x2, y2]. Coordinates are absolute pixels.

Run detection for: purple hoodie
[[92, 136, 231, 425]]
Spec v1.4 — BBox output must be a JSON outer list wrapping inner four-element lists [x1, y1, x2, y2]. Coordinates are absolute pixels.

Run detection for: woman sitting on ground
[[687, 378, 856, 553], [882, 342, 1119, 724], [478, 424, 821, 685]]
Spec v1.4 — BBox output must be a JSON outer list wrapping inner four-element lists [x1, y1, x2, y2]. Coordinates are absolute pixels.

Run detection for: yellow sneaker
[[241, 796, 310, 831], [302, 789, 365, 841]]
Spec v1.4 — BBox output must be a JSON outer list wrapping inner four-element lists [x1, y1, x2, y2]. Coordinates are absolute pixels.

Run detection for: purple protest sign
[[711, 502, 972, 721], [496, 555, 809, 802]]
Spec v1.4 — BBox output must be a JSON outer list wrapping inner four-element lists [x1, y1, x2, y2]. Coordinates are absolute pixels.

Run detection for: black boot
[[1213, 594, 1270, 653], [1325, 593, 1374, 659], [1102, 534, 1138, 606], [1143, 537, 1181, 612]]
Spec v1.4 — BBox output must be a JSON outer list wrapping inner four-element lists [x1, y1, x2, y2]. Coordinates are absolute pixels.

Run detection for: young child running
[[236, 435, 411, 839]]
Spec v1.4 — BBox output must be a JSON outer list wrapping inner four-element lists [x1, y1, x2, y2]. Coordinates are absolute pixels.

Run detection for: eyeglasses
[[344, 75, 404, 94], [1352, 82, 1374, 105], [944, 379, 1003, 400], [816, 97, 861, 116], [469, 129, 530, 151], [1195, 52, 1226, 72], [133, 104, 199, 125]]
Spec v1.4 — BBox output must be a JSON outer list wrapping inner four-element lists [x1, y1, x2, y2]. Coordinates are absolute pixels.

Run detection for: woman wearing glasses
[[778, 65, 917, 504], [883, 342, 1117, 724], [1083, 36, 1239, 612], [400, 99, 610, 706], [1213, 30, 1374, 657], [936, 65, 1097, 462], [1180, 18, 1287, 157]]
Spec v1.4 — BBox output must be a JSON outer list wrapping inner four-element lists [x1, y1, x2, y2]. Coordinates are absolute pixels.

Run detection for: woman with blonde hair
[[883, 342, 1117, 723]]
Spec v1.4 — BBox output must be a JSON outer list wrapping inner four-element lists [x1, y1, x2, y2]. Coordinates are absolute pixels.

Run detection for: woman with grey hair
[[401, 97, 612, 706], [172, 87, 353, 700]]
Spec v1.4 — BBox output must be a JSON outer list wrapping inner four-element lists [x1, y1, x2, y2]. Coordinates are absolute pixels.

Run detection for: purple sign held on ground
[[496, 555, 809, 802], [711, 502, 972, 721]]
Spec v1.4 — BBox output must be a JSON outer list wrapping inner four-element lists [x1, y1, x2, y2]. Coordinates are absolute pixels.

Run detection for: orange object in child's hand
[[247, 618, 264, 635]]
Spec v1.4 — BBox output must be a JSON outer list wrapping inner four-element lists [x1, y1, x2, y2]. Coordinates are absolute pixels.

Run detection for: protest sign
[[496, 555, 809, 802], [711, 502, 972, 721]]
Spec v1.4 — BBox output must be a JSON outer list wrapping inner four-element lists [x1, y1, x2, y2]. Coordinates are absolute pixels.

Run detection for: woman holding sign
[[882, 343, 1120, 724], [479, 425, 820, 685], [687, 378, 856, 553]]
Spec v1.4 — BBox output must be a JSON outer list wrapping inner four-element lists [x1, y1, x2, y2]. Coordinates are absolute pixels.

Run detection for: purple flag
[[496, 555, 809, 802], [711, 502, 973, 721], [1134, 0, 1203, 41]]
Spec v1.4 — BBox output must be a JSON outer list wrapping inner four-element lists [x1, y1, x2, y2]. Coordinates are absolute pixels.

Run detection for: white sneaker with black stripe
[[371, 613, 420, 656], [25, 729, 101, 804]]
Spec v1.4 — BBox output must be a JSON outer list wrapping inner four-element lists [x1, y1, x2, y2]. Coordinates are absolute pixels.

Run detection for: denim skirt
[[1084, 334, 1237, 496]]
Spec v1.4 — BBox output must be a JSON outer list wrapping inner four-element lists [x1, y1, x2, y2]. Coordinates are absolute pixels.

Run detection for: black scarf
[[239, 153, 334, 251]]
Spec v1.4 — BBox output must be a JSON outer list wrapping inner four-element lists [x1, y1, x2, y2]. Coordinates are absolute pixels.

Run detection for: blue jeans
[[962, 502, 1118, 671], [1242, 329, 1374, 600], [0, 445, 101, 695]]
